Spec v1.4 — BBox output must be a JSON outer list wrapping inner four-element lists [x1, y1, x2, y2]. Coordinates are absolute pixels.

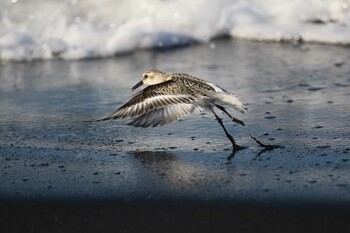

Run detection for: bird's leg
[[215, 105, 245, 126], [216, 105, 277, 151], [213, 110, 242, 152]]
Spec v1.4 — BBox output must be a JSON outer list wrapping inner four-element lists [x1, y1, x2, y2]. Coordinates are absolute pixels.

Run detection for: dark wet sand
[[0, 39, 350, 232]]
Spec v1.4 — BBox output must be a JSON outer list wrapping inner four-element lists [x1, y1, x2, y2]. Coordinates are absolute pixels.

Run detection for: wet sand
[[0, 39, 350, 232]]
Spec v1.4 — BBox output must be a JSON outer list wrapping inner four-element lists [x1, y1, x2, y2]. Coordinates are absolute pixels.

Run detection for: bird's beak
[[131, 80, 143, 92]]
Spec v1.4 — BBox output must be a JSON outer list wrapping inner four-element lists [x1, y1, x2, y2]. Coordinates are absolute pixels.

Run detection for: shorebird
[[97, 69, 248, 151]]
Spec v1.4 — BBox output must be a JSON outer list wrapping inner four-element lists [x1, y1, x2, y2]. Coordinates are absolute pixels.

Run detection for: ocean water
[[1, 0, 350, 61]]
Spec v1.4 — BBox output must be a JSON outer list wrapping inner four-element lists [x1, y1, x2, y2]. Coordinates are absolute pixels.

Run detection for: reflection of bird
[[130, 151, 178, 165], [97, 69, 247, 151]]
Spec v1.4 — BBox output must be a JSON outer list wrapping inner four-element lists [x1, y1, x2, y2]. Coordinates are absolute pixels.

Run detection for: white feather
[[128, 104, 202, 127], [204, 91, 247, 114]]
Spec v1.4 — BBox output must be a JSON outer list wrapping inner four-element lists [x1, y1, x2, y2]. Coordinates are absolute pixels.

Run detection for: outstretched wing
[[96, 81, 196, 121], [127, 104, 203, 128]]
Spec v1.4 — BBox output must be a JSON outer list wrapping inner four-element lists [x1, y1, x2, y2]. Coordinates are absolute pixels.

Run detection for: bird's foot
[[249, 134, 278, 151]]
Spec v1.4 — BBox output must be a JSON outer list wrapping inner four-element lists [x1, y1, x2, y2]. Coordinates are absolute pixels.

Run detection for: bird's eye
[[144, 75, 148, 78]]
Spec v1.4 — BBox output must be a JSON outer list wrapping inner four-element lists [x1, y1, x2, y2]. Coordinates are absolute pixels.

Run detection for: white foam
[[1, 0, 349, 61]]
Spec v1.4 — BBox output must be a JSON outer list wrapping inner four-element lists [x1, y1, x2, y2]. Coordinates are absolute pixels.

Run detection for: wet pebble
[[265, 116, 276, 119], [334, 61, 345, 67], [155, 147, 165, 150], [334, 82, 350, 87], [308, 87, 324, 91], [313, 125, 323, 129], [285, 99, 294, 103], [316, 145, 330, 149]]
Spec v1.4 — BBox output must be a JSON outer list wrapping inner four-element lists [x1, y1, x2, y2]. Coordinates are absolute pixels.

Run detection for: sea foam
[[1, 0, 349, 61]]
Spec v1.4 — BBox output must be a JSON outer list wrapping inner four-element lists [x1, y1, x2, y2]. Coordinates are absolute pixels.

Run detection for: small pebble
[[334, 61, 345, 67], [308, 87, 324, 91]]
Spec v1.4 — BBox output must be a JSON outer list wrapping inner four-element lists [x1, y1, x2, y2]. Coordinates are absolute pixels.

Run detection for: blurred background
[[1, 0, 350, 61]]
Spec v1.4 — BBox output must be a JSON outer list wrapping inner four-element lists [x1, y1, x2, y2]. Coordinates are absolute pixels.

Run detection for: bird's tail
[[206, 91, 247, 114]]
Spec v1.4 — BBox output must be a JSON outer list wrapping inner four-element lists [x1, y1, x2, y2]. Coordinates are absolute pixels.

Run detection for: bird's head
[[132, 69, 171, 92]]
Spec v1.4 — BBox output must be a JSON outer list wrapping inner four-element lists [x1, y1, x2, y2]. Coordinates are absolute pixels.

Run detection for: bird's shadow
[[129, 150, 179, 166], [128, 150, 183, 179]]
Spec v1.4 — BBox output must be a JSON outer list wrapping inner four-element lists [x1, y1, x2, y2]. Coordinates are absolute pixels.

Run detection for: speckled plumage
[[97, 69, 247, 150]]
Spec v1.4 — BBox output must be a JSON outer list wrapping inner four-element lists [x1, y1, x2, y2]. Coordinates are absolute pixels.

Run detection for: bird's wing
[[127, 103, 203, 128], [96, 81, 196, 121]]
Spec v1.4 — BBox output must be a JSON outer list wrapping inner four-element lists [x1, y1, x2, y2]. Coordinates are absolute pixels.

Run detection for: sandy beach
[[1, 39, 350, 232]]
